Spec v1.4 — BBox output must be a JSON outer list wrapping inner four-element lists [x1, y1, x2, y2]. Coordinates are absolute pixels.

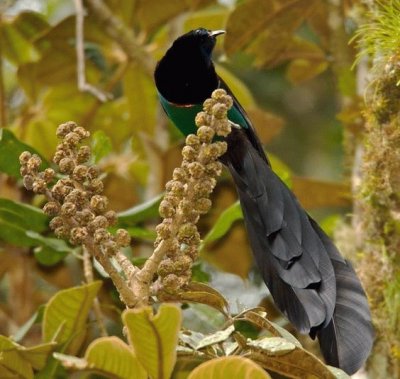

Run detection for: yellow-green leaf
[[184, 7, 229, 34], [123, 304, 182, 379], [12, 11, 50, 41], [85, 337, 147, 379], [124, 62, 158, 136], [43, 281, 102, 354], [188, 356, 271, 379], [0, 336, 33, 379], [0, 21, 40, 65], [0, 351, 33, 379], [19, 342, 57, 370], [202, 201, 242, 245], [215, 64, 255, 108]]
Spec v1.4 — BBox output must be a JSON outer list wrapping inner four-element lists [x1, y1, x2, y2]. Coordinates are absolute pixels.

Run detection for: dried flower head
[[156, 89, 233, 294]]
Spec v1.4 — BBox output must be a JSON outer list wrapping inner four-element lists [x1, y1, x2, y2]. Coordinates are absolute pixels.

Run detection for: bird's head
[[154, 28, 225, 104], [170, 28, 225, 61]]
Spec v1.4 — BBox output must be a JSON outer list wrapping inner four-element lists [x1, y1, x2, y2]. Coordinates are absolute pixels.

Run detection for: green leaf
[[123, 304, 182, 379], [117, 193, 163, 225], [91, 130, 113, 163], [0, 129, 48, 178], [0, 219, 40, 247], [0, 350, 33, 379], [28, 231, 72, 266], [19, 343, 57, 371], [85, 337, 147, 379], [0, 21, 40, 65], [43, 281, 102, 354], [0, 198, 48, 233], [188, 356, 271, 379], [54, 336, 147, 379], [0, 336, 56, 378], [203, 201, 242, 245], [0, 199, 52, 248]]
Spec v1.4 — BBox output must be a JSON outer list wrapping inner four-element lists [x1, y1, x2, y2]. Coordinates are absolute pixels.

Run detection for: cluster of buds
[[157, 89, 233, 294], [19, 122, 130, 257]]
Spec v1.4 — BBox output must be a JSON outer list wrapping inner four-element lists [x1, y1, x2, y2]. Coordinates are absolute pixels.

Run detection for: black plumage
[[154, 28, 373, 375]]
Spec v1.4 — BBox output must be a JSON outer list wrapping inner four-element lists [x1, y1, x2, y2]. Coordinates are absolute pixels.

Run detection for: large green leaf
[[0, 198, 48, 233], [188, 356, 271, 379], [43, 281, 102, 354], [0, 129, 48, 178], [54, 336, 147, 379], [123, 304, 181, 379]]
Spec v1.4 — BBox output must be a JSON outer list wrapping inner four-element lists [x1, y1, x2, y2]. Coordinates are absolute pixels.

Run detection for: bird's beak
[[209, 30, 225, 38]]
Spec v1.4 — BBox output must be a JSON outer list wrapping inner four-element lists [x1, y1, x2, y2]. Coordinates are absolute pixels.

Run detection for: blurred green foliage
[[0, 0, 362, 377]]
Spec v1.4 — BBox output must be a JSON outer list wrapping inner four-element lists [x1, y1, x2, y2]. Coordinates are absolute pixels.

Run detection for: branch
[[83, 246, 107, 336], [74, 0, 110, 102]]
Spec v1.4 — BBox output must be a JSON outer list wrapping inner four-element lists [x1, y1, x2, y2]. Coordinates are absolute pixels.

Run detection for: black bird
[[154, 28, 373, 375]]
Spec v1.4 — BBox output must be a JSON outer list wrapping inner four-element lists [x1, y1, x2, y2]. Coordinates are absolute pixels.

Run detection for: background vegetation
[[0, 0, 398, 378]]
